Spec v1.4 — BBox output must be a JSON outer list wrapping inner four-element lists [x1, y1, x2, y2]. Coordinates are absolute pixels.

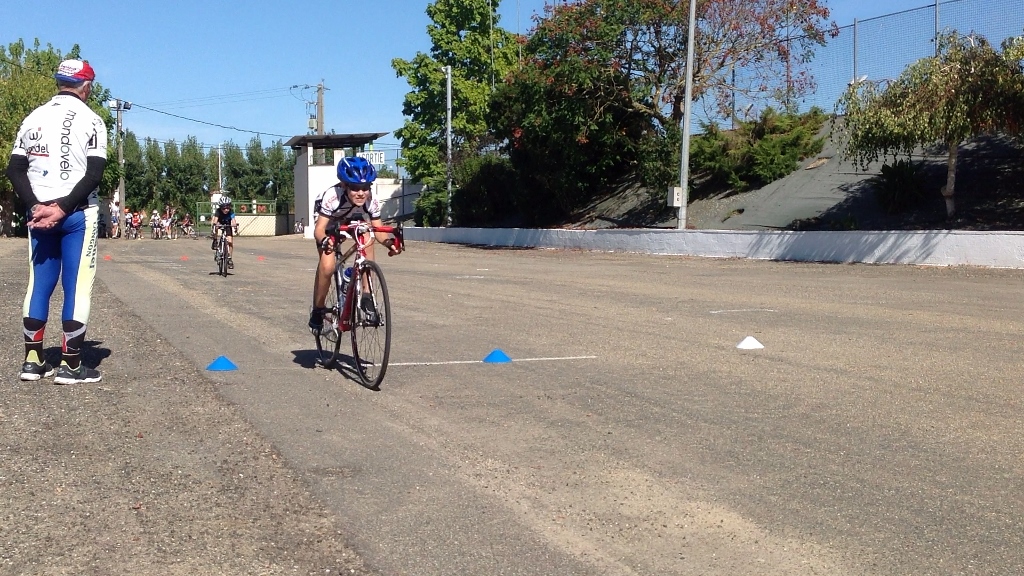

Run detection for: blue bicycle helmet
[[337, 156, 377, 185]]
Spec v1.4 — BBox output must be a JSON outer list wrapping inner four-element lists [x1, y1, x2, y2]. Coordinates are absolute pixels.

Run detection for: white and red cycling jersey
[[10, 93, 107, 208], [316, 184, 381, 222]]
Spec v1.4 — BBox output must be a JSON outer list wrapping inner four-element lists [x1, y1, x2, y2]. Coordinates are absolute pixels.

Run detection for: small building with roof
[[287, 133, 422, 239]]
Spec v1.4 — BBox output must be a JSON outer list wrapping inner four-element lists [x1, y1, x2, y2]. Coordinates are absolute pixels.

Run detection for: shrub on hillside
[[414, 188, 448, 227], [873, 158, 926, 214], [451, 155, 519, 227], [690, 107, 827, 193]]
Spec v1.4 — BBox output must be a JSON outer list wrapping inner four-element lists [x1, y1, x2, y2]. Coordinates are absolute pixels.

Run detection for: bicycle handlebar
[[331, 221, 404, 255]]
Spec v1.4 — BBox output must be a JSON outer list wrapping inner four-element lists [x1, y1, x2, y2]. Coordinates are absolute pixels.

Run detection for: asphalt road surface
[[2, 234, 1023, 576]]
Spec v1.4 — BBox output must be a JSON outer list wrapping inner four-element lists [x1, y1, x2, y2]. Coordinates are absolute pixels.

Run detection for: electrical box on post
[[668, 186, 683, 207]]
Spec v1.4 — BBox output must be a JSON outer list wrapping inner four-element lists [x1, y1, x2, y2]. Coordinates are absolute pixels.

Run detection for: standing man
[[5, 59, 108, 384], [109, 199, 120, 238]]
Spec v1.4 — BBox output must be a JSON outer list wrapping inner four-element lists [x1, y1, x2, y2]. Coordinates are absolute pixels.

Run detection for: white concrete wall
[[295, 149, 345, 239], [374, 178, 423, 220], [293, 145, 310, 238], [234, 215, 277, 236], [405, 227, 1024, 269]]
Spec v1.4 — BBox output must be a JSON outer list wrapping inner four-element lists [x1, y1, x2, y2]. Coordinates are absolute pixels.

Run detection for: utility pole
[[445, 65, 453, 227], [217, 145, 223, 192], [116, 106, 124, 203], [315, 81, 327, 164], [316, 81, 325, 135], [107, 99, 131, 205]]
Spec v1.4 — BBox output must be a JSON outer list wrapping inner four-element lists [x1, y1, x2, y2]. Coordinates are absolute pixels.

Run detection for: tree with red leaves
[[488, 0, 835, 224], [526, 0, 835, 130]]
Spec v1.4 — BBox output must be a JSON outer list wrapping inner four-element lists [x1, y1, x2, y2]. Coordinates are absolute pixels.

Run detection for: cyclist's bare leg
[[312, 244, 339, 309]]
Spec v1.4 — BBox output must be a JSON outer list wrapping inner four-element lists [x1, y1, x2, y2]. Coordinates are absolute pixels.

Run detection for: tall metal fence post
[[853, 18, 859, 84]]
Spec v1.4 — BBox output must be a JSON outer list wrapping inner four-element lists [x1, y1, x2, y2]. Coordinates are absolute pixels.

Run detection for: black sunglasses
[[348, 183, 372, 192]]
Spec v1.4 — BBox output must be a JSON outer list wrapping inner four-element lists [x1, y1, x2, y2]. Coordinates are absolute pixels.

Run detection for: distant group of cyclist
[[108, 202, 196, 240]]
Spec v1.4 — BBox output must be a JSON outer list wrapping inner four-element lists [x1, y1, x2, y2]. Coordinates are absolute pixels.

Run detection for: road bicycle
[[212, 224, 234, 276], [178, 223, 198, 239], [313, 221, 403, 388]]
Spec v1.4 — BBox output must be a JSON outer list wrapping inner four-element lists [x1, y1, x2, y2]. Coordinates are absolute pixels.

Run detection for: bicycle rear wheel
[[314, 263, 344, 367], [350, 260, 391, 389]]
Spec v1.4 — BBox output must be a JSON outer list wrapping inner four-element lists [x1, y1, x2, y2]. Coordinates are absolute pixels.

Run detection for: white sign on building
[[357, 150, 386, 166]]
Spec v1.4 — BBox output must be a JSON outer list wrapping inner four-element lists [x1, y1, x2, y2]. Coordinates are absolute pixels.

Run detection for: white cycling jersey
[[10, 93, 107, 206], [317, 184, 381, 221]]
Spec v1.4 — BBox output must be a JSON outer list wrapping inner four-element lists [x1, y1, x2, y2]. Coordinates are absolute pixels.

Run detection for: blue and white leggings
[[22, 206, 98, 364]]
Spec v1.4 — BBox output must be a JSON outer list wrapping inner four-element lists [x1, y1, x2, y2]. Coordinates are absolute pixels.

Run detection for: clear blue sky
[[3, 0, 936, 162]]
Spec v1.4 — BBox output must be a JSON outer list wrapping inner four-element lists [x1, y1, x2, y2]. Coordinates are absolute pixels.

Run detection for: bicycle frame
[[328, 221, 403, 333]]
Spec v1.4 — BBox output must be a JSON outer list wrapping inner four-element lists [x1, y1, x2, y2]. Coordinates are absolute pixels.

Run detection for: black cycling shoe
[[308, 308, 325, 333], [359, 295, 379, 326], [53, 363, 102, 385], [20, 361, 54, 382], [227, 258, 234, 269]]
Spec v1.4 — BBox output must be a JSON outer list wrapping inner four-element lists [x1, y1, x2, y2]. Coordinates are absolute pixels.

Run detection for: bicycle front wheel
[[350, 260, 391, 389], [315, 263, 344, 368], [218, 240, 229, 276]]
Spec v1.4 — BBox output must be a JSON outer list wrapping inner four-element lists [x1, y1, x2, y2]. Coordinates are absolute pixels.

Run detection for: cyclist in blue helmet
[[308, 156, 401, 332]]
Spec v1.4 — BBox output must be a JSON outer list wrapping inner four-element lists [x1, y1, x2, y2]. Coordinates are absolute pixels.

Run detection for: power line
[[128, 103, 292, 138], [142, 86, 295, 107], [0, 53, 297, 139]]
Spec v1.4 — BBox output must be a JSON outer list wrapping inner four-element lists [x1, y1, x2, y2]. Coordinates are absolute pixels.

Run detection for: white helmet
[[219, 196, 233, 207]]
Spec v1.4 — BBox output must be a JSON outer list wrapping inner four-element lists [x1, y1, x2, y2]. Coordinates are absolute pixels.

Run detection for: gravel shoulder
[[0, 238, 374, 576]]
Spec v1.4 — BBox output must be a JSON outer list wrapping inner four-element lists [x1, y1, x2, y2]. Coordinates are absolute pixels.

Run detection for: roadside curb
[[405, 227, 1024, 269]]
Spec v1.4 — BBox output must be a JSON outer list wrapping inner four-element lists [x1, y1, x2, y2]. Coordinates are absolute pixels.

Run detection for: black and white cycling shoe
[[53, 363, 102, 385], [20, 361, 54, 381]]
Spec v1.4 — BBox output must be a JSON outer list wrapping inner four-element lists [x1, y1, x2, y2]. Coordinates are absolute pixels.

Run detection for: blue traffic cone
[[483, 349, 512, 363], [206, 355, 238, 371]]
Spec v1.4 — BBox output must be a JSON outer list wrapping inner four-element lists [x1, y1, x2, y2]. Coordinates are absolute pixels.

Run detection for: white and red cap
[[54, 59, 95, 83]]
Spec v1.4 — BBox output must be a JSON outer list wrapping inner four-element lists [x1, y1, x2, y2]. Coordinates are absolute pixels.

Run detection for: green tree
[[161, 139, 182, 210], [122, 130, 145, 210], [177, 137, 207, 211], [392, 0, 520, 192], [489, 48, 659, 223], [205, 147, 222, 193], [243, 136, 269, 199], [141, 138, 164, 209], [486, 0, 834, 224], [221, 141, 247, 198], [836, 31, 1024, 217], [265, 140, 295, 206], [518, 0, 833, 133]]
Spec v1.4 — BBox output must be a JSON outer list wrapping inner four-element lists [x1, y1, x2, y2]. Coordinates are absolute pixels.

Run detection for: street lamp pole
[[677, 0, 698, 230], [445, 65, 453, 227]]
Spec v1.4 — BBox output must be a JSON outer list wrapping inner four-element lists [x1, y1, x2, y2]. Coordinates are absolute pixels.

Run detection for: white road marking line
[[392, 355, 597, 367], [455, 275, 487, 279], [709, 309, 777, 314]]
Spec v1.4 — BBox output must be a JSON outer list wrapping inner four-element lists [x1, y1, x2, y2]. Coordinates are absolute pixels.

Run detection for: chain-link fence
[[723, 0, 1024, 122]]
